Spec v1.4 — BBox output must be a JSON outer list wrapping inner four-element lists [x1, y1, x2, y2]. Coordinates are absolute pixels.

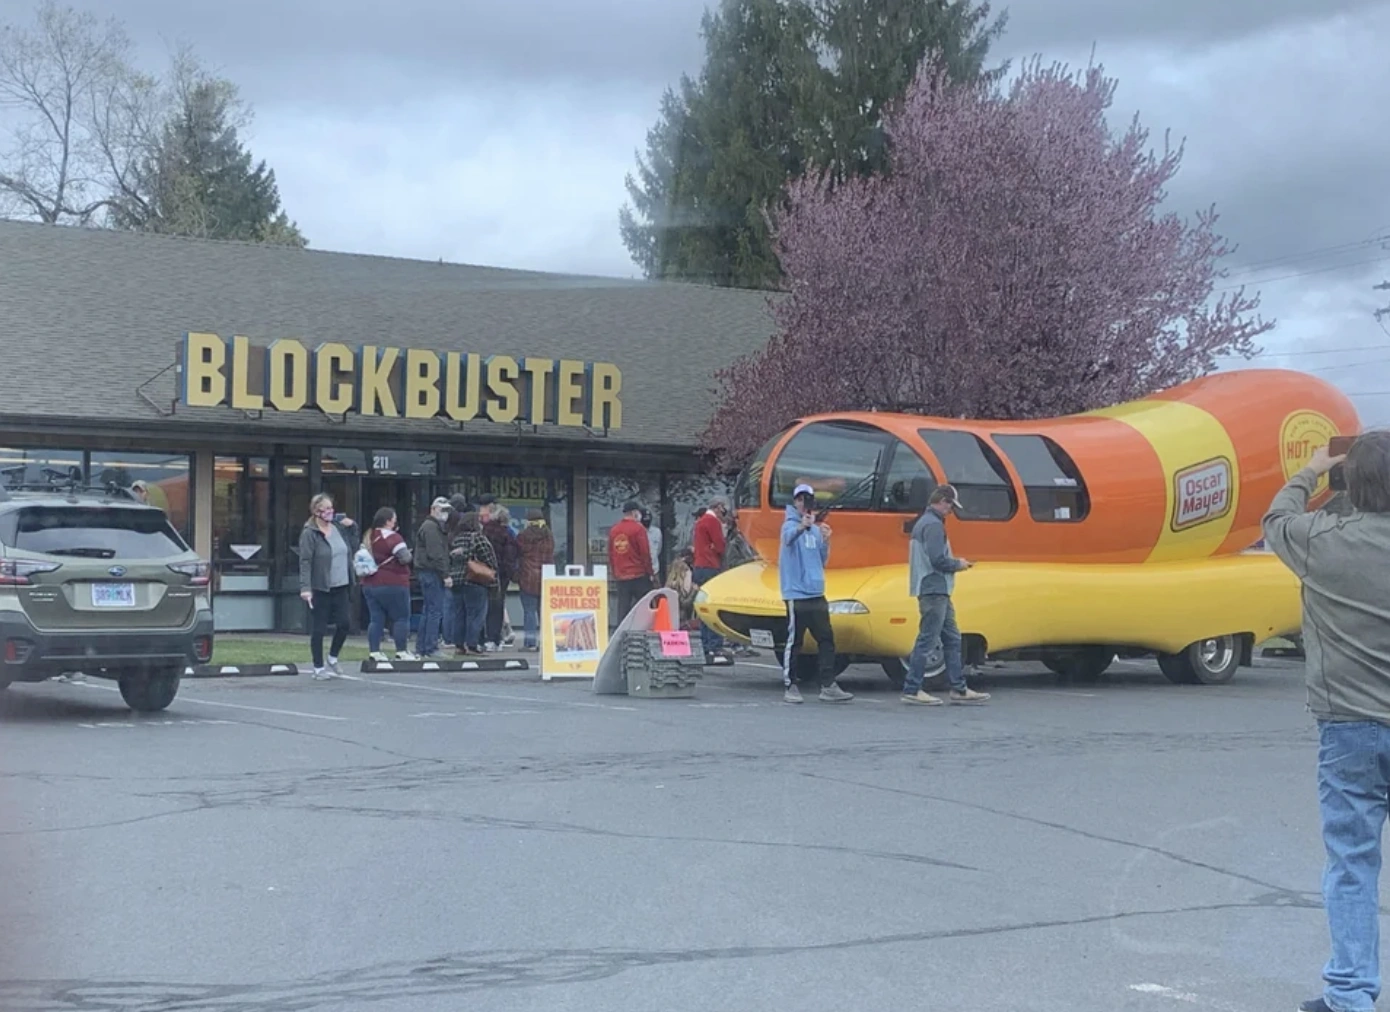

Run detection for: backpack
[[353, 543, 378, 578]]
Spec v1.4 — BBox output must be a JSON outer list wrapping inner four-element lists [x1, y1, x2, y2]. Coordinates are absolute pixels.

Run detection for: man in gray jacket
[[902, 484, 990, 706], [1264, 434, 1390, 1012]]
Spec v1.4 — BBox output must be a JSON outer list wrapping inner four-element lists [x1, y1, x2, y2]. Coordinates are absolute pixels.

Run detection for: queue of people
[[296, 492, 556, 672]]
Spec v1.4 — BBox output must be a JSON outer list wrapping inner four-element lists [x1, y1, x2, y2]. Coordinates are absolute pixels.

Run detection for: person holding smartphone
[[298, 493, 357, 680], [779, 484, 853, 704], [902, 484, 990, 706], [1264, 434, 1390, 1012]]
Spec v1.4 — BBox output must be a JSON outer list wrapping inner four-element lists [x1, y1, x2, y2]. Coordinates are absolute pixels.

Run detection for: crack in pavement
[[817, 773, 1322, 909], [0, 898, 1304, 1011], [286, 799, 979, 870]]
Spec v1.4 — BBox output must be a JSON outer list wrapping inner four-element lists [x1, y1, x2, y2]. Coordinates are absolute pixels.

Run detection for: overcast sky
[[5, 0, 1389, 418]]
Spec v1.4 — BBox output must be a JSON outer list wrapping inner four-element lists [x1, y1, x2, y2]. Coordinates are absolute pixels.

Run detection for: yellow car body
[[695, 551, 1301, 668]]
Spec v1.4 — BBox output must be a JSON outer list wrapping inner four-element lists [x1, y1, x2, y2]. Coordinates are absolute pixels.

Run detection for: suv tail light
[[193, 635, 213, 663], [0, 559, 62, 586], [168, 561, 211, 586]]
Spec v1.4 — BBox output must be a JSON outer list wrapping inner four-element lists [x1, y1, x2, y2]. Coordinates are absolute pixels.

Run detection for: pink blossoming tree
[[702, 58, 1272, 467]]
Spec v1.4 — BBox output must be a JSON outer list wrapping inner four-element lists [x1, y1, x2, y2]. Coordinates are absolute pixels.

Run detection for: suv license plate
[[93, 583, 136, 608], [750, 629, 775, 648]]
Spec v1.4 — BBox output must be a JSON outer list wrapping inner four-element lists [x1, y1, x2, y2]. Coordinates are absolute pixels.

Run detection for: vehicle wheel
[[1044, 648, 1115, 682], [1158, 635, 1240, 686], [881, 652, 948, 692], [118, 668, 181, 713]]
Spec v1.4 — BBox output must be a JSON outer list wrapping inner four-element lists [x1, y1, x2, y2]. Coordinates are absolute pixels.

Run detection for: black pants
[[309, 585, 351, 668], [616, 576, 653, 622], [782, 596, 835, 688]]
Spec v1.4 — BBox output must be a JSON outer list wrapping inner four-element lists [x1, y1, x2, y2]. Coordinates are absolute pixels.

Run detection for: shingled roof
[[0, 220, 777, 450]]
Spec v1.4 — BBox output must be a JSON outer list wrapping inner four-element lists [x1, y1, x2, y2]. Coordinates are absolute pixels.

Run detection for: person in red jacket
[[692, 496, 731, 658], [608, 499, 654, 620]]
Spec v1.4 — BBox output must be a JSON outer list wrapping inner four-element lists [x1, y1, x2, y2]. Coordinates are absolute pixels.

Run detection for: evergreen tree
[[113, 73, 305, 246], [620, 0, 1003, 288]]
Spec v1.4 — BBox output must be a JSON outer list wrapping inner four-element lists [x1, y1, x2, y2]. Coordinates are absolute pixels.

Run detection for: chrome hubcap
[[1198, 637, 1234, 671]]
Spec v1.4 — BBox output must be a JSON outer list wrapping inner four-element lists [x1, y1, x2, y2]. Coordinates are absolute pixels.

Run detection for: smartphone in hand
[[1329, 435, 1355, 491]]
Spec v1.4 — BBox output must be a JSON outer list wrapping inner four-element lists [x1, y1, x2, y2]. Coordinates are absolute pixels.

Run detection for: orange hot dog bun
[[739, 369, 1359, 567]]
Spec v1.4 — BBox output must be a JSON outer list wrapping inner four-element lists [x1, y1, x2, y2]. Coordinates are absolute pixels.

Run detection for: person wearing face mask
[[413, 497, 453, 658], [901, 484, 990, 706], [297, 493, 358, 680], [361, 507, 417, 662]]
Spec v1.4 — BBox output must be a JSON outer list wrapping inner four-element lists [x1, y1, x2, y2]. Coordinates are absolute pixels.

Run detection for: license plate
[[750, 628, 775, 649], [92, 582, 135, 608]]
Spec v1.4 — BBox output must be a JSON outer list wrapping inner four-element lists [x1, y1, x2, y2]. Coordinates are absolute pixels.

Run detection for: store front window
[[89, 450, 193, 539], [0, 447, 86, 489], [437, 466, 572, 570], [212, 456, 272, 631], [588, 472, 660, 569]]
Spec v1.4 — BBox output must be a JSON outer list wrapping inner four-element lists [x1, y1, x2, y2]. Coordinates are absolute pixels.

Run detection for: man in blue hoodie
[[779, 483, 854, 704]]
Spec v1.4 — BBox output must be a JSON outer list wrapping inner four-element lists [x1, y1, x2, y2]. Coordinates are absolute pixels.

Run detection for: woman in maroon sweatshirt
[[361, 507, 416, 661]]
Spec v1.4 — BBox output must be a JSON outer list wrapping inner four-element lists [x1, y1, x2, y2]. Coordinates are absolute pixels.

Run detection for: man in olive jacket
[[1263, 434, 1390, 1012], [414, 497, 453, 657]]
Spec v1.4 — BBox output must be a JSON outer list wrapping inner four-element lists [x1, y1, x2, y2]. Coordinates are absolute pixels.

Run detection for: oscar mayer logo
[[1280, 409, 1338, 495], [1171, 457, 1233, 531]]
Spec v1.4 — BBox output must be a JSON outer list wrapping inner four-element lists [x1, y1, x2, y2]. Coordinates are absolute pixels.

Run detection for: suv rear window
[[0, 507, 189, 559]]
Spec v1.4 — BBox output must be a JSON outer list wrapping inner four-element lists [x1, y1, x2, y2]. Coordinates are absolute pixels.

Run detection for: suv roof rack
[[0, 481, 142, 503]]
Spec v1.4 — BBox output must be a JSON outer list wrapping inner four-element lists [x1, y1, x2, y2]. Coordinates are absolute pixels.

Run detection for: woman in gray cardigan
[[298, 492, 357, 679]]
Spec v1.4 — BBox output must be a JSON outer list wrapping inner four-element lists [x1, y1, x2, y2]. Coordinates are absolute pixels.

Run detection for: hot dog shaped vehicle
[[694, 369, 1358, 686]]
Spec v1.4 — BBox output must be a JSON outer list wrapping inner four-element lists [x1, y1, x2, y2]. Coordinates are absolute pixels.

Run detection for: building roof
[[0, 220, 776, 451]]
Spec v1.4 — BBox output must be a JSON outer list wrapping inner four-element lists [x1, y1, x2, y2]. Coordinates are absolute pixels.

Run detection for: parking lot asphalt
[[0, 655, 1330, 1012]]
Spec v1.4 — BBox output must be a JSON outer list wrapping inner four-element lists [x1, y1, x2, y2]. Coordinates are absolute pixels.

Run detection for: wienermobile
[[694, 369, 1358, 686]]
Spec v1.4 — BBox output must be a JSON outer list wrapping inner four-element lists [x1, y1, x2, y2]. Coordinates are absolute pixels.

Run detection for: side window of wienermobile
[[878, 440, 937, 512], [917, 429, 1018, 521], [769, 421, 890, 509], [735, 427, 790, 511], [992, 433, 1090, 523]]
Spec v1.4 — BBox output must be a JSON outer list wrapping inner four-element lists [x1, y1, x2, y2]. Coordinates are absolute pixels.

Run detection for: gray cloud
[[3, 0, 1388, 408]]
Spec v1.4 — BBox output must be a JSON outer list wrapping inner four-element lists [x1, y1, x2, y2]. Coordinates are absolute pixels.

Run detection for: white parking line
[[77, 681, 349, 722], [1128, 983, 1250, 1011], [338, 674, 638, 711]]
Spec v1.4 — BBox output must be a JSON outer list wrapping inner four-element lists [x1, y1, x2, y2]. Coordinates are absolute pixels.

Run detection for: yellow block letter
[[265, 339, 309, 412], [485, 355, 521, 424], [555, 359, 585, 427], [522, 357, 556, 424], [357, 345, 400, 417], [443, 352, 481, 422], [589, 362, 622, 430], [229, 336, 264, 411], [181, 332, 227, 408], [404, 349, 441, 419], [314, 342, 355, 415]]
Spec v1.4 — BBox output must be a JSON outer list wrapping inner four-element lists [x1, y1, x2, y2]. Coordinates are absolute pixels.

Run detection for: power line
[[1224, 236, 1388, 277], [1215, 253, 1390, 292], [1218, 341, 1390, 361]]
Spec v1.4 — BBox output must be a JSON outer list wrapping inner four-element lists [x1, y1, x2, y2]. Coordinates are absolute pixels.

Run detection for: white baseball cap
[[793, 483, 815, 499]]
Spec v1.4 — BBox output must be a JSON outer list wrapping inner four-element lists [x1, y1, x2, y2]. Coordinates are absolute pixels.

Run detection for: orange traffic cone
[[652, 594, 674, 632]]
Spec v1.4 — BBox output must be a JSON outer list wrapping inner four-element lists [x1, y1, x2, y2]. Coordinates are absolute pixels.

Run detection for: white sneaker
[[368, 651, 390, 663], [395, 650, 419, 661], [326, 657, 346, 677], [310, 667, 333, 680], [484, 642, 498, 652]]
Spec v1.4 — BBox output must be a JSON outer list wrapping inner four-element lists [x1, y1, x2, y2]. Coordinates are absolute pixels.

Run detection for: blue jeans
[[1317, 719, 1390, 1011], [453, 582, 488, 650], [520, 591, 540, 648], [363, 584, 411, 653], [692, 566, 725, 655], [904, 594, 965, 694], [416, 571, 446, 656]]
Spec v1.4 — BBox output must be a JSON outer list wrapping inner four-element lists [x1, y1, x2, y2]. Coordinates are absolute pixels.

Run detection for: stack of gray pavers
[[622, 630, 706, 698]]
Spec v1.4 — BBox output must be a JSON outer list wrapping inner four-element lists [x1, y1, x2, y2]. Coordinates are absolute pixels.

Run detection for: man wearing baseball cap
[[779, 483, 853, 703], [903, 484, 990, 705], [414, 497, 454, 657]]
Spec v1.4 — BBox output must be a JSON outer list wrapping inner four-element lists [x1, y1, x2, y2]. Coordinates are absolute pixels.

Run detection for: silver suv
[[0, 484, 214, 712]]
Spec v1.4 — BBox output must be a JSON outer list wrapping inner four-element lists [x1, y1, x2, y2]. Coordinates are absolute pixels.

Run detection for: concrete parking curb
[[185, 664, 299, 678], [360, 658, 531, 674]]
